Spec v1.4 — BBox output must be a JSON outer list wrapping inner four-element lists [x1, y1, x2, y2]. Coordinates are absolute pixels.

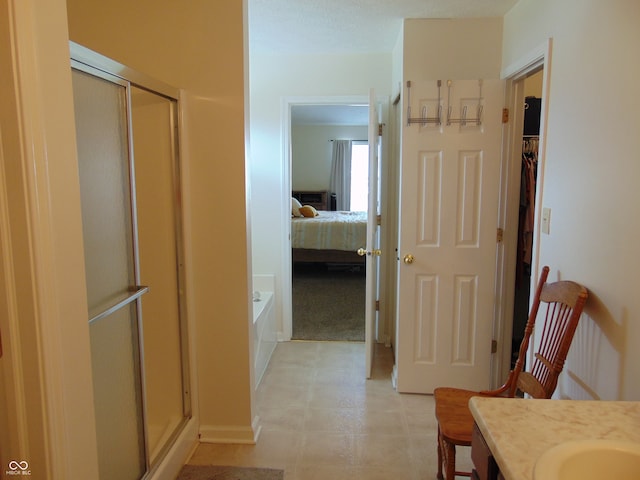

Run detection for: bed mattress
[[291, 210, 367, 251]]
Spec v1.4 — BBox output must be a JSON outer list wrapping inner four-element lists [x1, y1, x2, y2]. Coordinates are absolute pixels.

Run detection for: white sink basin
[[534, 440, 640, 480]]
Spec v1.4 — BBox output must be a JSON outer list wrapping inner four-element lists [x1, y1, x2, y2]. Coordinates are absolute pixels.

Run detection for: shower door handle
[[89, 285, 149, 324]]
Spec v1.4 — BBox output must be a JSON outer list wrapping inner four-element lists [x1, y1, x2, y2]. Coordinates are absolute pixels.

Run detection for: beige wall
[[66, 0, 255, 438], [403, 18, 503, 80], [292, 124, 368, 192], [503, 0, 640, 400]]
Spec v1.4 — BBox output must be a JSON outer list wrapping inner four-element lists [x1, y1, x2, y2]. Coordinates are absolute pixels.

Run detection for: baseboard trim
[[391, 364, 398, 390], [199, 415, 261, 445]]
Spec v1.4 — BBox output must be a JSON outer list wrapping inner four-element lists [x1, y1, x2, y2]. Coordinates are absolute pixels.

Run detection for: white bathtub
[[252, 291, 272, 322], [252, 290, 276, 389]]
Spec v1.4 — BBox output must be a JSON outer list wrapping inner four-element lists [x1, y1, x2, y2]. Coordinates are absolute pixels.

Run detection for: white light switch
[[541, 207, 551, 234]]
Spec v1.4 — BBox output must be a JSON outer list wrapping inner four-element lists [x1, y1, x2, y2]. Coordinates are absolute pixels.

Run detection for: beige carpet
[[292, 263, 365, 341], [176, 465, 284, 480]]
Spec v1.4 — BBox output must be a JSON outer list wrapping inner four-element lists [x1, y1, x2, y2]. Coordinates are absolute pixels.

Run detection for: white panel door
[[396, 79, 503, 393], [365, 88, 380, 378]]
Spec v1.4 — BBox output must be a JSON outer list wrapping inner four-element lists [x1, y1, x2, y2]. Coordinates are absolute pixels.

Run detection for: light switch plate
[[541, 207, 551, 234]]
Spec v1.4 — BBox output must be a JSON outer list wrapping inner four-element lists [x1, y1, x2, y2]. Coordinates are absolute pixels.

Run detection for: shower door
[[129, 85, 191, 465], [73, 66, 147, 480], [71, 46, 190, 479]]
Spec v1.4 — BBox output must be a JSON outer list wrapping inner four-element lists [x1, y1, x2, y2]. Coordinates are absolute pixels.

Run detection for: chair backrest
[[509, 266, 589, 399]]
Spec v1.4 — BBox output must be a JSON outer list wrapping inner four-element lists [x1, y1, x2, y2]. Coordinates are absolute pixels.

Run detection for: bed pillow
[[299, 205, 319, 217], [291, 197, 303, 217]]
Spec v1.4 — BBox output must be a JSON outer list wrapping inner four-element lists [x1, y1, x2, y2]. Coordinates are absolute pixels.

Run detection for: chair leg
[[436, 426, 444, 480], [444, 440, 456, 480], [436, 427, 457, 480]]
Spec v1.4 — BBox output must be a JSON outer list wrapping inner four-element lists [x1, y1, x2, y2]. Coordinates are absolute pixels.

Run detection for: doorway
[[289, 103, 369, 342], [510, 69, 543, 367], [495, 39, 553, 387]]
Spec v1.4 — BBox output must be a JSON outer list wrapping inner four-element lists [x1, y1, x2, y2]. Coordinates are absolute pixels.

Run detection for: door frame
[[0, 1, 100, 476], [280, 95, 389, 345], [493, 38, 553, 387]]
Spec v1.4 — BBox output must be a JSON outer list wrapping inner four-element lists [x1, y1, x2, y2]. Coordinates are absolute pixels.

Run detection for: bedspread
[[291, 211, 367, 251]]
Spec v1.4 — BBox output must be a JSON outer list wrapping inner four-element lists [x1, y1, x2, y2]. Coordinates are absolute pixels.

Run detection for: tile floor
[[187, 341, 472, 479]]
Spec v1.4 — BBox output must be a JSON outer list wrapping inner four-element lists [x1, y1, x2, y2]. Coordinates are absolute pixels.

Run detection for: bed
[[291, 210, 367, 264]]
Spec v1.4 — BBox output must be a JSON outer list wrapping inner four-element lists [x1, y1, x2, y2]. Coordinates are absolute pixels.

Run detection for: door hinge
[[491, 339, 498, 354], [375, 300, 380, 311], [378, 123, 384, 136], [496, 227, 504, 243], [376, 214, 382, 226], [502, 108, 509, 124]]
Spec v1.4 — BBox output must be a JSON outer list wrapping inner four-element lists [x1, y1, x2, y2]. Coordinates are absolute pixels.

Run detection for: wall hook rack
[[406, 80, 442, 127], [446, 79, 483, 126]]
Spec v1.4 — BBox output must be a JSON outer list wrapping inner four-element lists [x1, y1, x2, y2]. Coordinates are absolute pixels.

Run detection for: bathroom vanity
[[469, 397, 640, 480]]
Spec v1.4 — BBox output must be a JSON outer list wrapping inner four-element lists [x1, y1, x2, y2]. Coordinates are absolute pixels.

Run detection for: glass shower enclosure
[[71, 43, 190, 479]]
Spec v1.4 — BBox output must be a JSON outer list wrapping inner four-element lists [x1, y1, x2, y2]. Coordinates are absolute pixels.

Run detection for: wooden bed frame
[[292, 248, 364, 265]]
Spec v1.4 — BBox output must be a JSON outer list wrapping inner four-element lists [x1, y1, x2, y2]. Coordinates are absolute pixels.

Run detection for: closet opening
[[510, 68, 543, 368]]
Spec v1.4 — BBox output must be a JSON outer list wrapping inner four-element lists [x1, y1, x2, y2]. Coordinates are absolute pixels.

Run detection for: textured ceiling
[[248, 0, 518, 54], [255, 0, 518, 125]]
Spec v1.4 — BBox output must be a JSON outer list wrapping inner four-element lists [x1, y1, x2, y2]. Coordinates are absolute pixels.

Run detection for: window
[[350, 141, 369, 211]]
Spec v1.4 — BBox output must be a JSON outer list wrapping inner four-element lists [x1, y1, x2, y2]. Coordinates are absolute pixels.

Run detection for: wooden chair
[[433, 266, 588, 480]]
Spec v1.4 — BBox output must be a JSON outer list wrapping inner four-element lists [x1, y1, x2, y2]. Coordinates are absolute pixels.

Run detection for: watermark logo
[[6, 460, 31, 476]]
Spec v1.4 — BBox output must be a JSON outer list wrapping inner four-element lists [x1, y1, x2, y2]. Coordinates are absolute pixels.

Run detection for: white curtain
[[330, 139, 352, 211]]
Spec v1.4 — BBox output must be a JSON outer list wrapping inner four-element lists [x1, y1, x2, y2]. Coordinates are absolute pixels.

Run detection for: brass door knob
[[358, 248, 383, 257], [403, 254, 414, 265]]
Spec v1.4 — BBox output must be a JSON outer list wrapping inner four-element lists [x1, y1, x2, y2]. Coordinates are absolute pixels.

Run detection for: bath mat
[[176, 465, 284, 480]]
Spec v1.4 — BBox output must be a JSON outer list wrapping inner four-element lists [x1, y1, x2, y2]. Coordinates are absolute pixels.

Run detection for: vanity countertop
[[469, 397, 640, 480]]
